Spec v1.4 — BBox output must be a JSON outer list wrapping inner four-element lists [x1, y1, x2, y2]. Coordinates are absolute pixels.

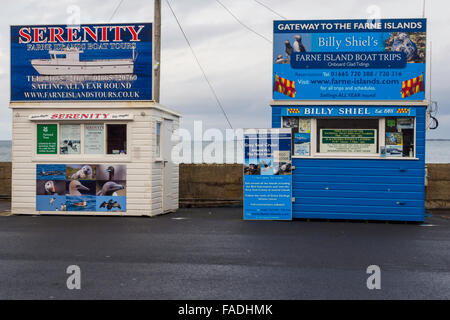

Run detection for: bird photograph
[[36, 164, 66, 180], [95, 164, 126, 181], [293, 34, 306, 52], [65, 196, 96, 211], [244, 162, 261, 175], [274, 162, 292, 175], [66, 180, 95, 196], [99, 199, 123, 212], [36, 180, 65, 196], [96, 181, 126, 196], [284, 40, 293, 61]]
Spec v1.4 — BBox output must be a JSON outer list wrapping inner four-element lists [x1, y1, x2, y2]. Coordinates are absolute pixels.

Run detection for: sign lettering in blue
[[243, 129, 292, 220], [10, 23, 152, 101], [273, 18, 426, 100], [281, 106, 416, 117]]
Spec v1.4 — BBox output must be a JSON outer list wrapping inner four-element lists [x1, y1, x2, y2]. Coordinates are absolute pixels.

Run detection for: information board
[[320, 129, 377, 153], [11, 23, 152, 101], [243, 129, 292, 220], [273, 19, 426, 100]]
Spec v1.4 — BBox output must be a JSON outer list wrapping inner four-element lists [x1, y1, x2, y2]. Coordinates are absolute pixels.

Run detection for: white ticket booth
[[10, 101, 180, 216]]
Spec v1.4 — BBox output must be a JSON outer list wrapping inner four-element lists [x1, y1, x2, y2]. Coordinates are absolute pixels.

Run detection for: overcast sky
[[0, 0, 448, 140]]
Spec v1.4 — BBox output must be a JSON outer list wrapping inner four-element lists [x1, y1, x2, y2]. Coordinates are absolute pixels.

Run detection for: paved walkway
[[0, 200, 10, 216], [0, 207, 449, 299]]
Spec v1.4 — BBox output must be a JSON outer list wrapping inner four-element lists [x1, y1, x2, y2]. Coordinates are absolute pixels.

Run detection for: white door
[[162, 119, 174, 212]]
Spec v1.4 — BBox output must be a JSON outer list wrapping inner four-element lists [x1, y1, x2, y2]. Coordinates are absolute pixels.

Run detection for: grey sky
[[0, 0, 448, 139]]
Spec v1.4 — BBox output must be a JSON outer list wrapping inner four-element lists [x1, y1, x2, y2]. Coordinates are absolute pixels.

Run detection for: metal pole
[[422, 0, 426, 18], [153, 0, 161, 102], [429, 40, 432, 104]]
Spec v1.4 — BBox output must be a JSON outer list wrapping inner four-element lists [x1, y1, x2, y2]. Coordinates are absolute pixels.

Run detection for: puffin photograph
[[44, 181, 57, 195], [284, 39, 293, 56], [36, 180, 65, 196]]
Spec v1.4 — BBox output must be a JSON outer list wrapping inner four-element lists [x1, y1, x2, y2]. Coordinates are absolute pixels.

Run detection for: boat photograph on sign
[[31, 47, 136, 75]]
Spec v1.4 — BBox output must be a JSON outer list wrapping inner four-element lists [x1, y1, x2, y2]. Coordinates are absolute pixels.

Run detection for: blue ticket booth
[[271, 103, 427, 222]]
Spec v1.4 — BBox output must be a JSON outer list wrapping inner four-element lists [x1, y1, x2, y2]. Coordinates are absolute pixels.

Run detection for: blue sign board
[[273, 19, 426, 100], [281, 106, 416, 117], [243, 129, 292, 220], [10, 23, 152, 101]]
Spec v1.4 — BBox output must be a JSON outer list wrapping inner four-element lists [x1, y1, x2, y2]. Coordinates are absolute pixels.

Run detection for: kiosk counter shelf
[[272, 103, 427, 222]]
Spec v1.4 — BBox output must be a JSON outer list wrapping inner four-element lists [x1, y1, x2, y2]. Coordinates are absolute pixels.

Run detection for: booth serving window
[[106, 124, 127, 155], [282, 116, 416, 159], [36, 123, 127, 156]]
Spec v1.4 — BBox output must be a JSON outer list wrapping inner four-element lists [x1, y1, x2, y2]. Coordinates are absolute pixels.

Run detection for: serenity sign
[[29, 113, 133, 121], [10, 23, 152, 101], [273, 18, 426, 100]]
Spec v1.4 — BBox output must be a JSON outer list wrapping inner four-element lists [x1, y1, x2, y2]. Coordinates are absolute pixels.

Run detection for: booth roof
[[8, 101, 182, 118], [270, 100, 429, 107]]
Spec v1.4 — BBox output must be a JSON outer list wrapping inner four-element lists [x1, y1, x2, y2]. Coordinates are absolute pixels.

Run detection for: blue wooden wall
[[272, 106, 426, 221]]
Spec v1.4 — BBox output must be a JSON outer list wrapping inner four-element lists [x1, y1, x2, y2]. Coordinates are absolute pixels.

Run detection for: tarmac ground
[[0, 204, 449, 299]]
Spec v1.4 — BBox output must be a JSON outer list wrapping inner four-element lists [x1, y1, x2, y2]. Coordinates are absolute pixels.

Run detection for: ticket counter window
[[282, 116, 416, 158], [107, 124, 127, 155], [316, 118, 379, 154], [37, 123, 128, 156], [385, 117, 415, 157]]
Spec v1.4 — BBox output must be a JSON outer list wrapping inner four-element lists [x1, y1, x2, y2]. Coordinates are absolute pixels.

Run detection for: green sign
[[320, 129, 377, 154], [37, 124, 57, 154]]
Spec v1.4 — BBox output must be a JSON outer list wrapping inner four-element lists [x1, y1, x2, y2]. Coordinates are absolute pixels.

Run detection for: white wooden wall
[[150, 108, 180, 214]]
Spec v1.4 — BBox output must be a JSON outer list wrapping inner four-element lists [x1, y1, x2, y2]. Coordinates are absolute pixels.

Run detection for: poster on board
[[273, 19, 426, 100], [243, 128, 292, 220], [84, 124, 105, 154], [60, 124, 81, 154], [36, 164, 126, 213], [294, 133, 310, 156], [385, 132, 403, 156], [36, 124, 57, 154], [11, 23, 152, 101], [320, 129, 377, 153]]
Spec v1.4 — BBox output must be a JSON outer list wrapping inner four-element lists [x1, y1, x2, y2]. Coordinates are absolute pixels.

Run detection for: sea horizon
[[0, 139, 449, 163]]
